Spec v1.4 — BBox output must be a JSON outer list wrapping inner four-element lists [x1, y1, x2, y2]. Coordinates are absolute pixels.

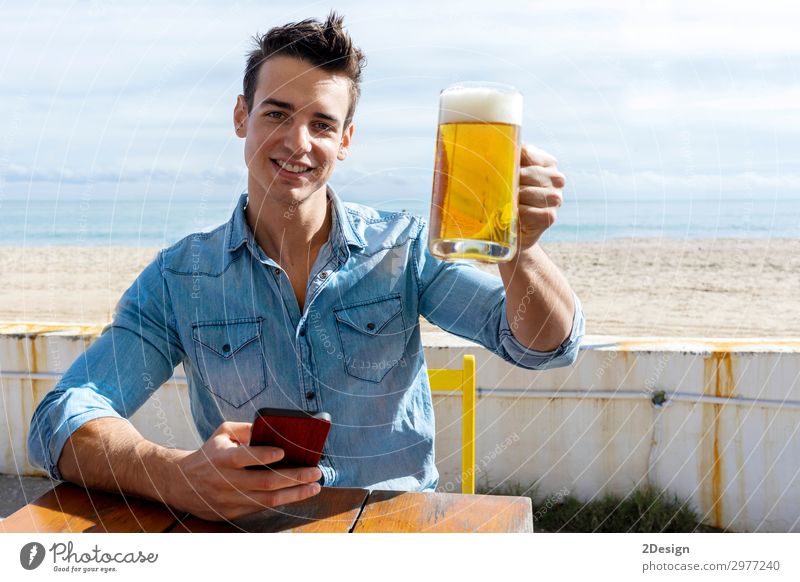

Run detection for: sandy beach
[[1, 239, 798, 338]]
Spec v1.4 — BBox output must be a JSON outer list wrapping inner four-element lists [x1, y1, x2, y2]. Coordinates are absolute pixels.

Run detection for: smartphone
[[247, 407, 332, 470]]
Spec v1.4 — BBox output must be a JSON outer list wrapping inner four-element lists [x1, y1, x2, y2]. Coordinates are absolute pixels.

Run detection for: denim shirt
[[28, 188, 585, 491]]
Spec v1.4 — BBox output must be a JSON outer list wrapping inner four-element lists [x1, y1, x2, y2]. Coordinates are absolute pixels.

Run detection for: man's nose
[[283, 121, 312, 155]]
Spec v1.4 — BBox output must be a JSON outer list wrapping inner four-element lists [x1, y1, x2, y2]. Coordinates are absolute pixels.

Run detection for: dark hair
[[243, 11, 366, 129]]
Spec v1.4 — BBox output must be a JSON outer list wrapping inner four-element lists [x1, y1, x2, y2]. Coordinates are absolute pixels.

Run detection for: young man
[[29, 13, 584, 521]]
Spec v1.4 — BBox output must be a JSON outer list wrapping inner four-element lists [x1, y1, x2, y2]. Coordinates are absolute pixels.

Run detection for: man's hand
[[495, 143, 575, 351], [517, 144, 566, 249], [170, 421, 322, 521]]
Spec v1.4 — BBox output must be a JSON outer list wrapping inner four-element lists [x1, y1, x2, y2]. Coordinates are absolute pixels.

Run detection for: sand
[[1, 239, 798, 338]]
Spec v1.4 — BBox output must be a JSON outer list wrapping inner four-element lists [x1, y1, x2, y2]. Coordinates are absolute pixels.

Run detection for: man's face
[[234, 55, 354, 206]]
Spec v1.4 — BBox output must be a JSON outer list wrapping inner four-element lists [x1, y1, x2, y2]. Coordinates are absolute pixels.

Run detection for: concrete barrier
[[2, 322, 800, 531]]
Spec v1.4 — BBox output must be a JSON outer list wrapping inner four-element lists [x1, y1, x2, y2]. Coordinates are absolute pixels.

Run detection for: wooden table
[[0, 483, 533, 533]]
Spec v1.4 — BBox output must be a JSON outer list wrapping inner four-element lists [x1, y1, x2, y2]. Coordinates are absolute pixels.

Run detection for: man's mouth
[[271, 159, 314, 175]]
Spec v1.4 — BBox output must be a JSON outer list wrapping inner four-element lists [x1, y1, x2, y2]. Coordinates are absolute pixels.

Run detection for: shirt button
[[299, 328, 306, 337], [222, 344, 231, 353], [366, 322, 376, 332], [274, 268, 281, 276], [305, 391, 315, 400], [319, 271, 329, 280]]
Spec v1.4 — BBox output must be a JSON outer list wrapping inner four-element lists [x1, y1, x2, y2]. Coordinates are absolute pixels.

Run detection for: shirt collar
[[226, 186, 365, 256]]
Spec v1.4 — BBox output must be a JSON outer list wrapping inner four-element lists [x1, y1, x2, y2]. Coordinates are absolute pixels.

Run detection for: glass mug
[[428, 82, 523, 262]]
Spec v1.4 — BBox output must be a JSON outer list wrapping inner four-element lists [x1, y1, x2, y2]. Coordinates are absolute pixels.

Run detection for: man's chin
[[250, 182, 326, 208]]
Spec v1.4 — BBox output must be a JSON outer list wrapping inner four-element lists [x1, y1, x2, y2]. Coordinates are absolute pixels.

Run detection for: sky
[[1, 0, 799, 211]]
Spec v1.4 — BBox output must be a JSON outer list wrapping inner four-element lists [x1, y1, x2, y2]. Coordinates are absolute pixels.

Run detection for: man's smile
[[271, 158, 315, 176]]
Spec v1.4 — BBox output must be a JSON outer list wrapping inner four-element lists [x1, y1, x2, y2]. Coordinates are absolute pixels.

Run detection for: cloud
[[619, 1, 800, 56], [2, 0, 799, 205], [624, 87, 800, 131]]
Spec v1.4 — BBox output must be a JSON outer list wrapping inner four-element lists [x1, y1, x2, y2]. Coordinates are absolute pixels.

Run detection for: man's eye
[[315, 122, 334, 132], [265, 111, 285, 120]]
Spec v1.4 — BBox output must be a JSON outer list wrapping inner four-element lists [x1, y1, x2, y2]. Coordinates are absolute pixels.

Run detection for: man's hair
[[243, 11, 366, 129]]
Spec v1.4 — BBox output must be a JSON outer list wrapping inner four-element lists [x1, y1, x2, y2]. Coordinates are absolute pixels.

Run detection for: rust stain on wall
[[0, 322, 103, 337], [706, 351, 736, 398], [28, 336, 38, 374], [611, 338, 800, 352], [699, 350, 738, 528]]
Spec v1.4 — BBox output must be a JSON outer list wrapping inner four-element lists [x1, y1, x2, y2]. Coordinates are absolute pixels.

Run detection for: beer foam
[[439, 86, 523, 125]]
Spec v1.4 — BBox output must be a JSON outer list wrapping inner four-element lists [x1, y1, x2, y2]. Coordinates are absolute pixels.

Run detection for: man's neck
[[245, 186, 332, 273]]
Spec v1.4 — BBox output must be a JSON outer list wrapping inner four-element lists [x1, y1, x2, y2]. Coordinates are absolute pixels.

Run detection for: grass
[[478, 482, 724, 533]]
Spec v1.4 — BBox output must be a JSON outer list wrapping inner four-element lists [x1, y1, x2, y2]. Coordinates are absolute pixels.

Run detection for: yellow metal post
[[461, 355, 476, 494], [427, 354, 477, 494]]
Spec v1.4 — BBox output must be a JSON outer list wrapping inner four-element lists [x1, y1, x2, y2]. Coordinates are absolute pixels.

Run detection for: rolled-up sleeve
[[498, 291, 584, 369], [412, 219, 584, 370], [28, 251, 186, 480]]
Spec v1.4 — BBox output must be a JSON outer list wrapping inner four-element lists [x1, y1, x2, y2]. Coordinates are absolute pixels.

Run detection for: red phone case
[[249, 408, 331, 469]]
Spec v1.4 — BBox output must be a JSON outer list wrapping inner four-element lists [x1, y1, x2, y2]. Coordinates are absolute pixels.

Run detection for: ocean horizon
[[1, 191, 798, 247]]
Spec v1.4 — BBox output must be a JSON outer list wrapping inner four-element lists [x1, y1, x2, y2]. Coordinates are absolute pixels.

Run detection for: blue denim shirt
[[29, 188, 584, 491]]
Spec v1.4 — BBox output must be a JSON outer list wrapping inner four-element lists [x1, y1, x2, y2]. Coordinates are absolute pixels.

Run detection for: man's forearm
[[57, 417, 189, 506], [498, 243, 575, 351]]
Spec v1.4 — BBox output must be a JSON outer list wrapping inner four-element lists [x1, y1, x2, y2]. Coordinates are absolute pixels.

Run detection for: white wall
[[2, 323, 800, 531]]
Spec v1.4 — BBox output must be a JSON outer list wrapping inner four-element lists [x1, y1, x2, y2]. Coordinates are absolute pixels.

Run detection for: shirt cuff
[[44, 391, 126, 481], [498, 291, 585, 370]]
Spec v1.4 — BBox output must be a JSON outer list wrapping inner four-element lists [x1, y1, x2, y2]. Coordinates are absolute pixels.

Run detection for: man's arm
[[57, 417, 186, 505], [27, 254, 184, 481], [58, 417, 322, 522], [498, 143, 576, 351], [498, 244, 575, 351], [414, 229, 583, 370]]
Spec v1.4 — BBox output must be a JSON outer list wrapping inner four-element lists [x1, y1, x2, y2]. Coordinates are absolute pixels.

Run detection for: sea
[[1, 191, 798, 247]]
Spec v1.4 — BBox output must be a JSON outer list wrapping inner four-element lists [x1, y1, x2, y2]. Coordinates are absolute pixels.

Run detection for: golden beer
[[429, 83, 522, 262]]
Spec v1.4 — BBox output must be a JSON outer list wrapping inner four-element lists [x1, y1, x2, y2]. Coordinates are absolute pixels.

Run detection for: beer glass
[[429, 82, 523, 262]]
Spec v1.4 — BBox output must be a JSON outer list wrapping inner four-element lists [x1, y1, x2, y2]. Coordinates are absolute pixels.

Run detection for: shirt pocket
[[191, 317, 267, 408], [334, 294, 406, 383]]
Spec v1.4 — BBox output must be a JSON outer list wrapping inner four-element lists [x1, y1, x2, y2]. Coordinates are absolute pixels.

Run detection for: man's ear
[[234, 95, 248, 138], [337, 123, 354, 161]]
